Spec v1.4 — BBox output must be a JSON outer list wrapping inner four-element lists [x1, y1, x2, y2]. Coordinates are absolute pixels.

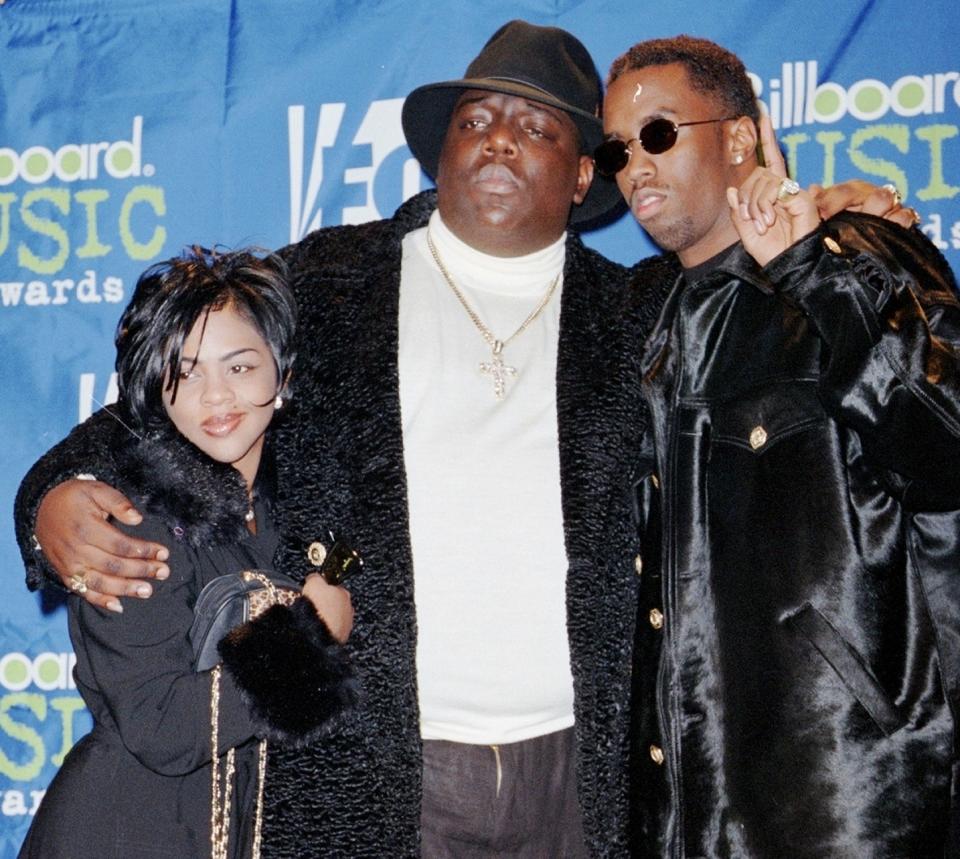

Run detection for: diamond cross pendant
[[479, 341, 517, 400]]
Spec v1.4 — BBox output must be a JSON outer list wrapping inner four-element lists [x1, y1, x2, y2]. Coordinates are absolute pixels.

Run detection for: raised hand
[[727, 114, 820, 266]]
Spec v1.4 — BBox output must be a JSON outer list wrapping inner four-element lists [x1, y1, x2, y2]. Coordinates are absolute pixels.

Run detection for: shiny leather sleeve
[[13, 408, 131, 591], [764, 213, 960, 510]]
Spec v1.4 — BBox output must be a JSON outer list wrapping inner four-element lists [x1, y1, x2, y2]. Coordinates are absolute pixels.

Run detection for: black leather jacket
[[631, 214, 960, 858]]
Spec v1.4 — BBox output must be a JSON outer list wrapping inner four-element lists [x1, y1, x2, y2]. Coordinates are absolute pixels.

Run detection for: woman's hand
[[302, 573, 354, 642]]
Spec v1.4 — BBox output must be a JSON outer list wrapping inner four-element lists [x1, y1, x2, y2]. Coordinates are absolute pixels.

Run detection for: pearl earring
[[733, 153, 744, 165], [274, 395, 284, 410]]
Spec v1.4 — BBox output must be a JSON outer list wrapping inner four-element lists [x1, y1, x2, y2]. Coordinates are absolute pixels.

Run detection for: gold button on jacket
[[307, 541, 328, 567]]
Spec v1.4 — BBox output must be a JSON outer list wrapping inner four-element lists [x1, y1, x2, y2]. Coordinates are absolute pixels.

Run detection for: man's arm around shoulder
[[14, 407, 169, 612]]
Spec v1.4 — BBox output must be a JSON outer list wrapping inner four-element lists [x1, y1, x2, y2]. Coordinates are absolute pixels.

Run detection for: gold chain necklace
[[426, 230, 561, 400]]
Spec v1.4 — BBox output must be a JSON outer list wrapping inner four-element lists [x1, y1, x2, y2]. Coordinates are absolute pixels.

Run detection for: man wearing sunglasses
[[601, 35, 960, 858]]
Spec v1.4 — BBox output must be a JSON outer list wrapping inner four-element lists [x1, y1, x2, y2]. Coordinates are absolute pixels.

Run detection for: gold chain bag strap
[[209, 571, 299, 859]]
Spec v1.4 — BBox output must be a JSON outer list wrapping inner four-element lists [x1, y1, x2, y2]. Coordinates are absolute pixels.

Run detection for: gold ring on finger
[[68, 574, 88, 595], [882, 183, 902, 207], [776, 178, 801, 202]]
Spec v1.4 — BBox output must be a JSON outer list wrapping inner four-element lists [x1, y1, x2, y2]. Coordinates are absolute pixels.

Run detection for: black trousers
[[420, 727, 588, 858]]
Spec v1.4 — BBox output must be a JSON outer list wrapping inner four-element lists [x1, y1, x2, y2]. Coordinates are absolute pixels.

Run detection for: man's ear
[[573, 154, 594, 205], [727, 117, 759, 168]]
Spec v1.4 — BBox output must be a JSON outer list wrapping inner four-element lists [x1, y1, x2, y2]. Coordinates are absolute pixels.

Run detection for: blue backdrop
[[1, 0, 957, 851]]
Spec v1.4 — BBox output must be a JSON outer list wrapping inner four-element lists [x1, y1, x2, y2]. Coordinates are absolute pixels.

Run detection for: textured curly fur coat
[[262, 192, 678, 857]]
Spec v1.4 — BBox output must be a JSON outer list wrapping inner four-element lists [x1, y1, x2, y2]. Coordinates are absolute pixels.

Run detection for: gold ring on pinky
[[905, 206, 921, 226], [776, 178, 801, 202], [882, 183, 903, 206], [68, 574, 88, 595]]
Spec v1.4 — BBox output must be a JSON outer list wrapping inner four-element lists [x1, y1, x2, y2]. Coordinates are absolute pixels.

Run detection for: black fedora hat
[[401, 20, 623, 227]]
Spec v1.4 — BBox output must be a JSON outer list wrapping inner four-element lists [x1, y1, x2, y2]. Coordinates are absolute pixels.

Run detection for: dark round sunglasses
[[593, 116, 738, 177]]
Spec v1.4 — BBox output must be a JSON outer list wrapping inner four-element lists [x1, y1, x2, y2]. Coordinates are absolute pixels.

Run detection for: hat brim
[[401, 78, 625, 228]]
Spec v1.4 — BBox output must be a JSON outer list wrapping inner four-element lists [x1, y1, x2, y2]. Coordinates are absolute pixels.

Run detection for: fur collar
[[113, 425, 254, 547], [390, 188, 437, 233]]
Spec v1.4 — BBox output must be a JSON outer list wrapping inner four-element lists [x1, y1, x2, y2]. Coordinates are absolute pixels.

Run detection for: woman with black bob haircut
[[20, 247, 356, 859], [117, 247, 298, 431]]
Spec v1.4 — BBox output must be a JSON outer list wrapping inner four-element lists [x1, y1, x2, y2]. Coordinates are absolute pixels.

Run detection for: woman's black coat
[[18, 431, 352, 858]]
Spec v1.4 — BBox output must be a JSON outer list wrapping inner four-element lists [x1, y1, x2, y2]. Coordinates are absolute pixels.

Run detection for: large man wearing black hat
[[17, 20, 661, 857]]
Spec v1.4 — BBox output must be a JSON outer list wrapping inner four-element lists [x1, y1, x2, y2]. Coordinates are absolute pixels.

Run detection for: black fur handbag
[[193, 570, 300, 859], [190, 544, 361, 858], [189, 536, 361, 672], [190, 570, 301, 672]]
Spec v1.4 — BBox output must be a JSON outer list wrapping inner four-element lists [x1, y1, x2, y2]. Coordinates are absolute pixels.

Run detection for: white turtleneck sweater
[[398, 210, 572, 745]]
